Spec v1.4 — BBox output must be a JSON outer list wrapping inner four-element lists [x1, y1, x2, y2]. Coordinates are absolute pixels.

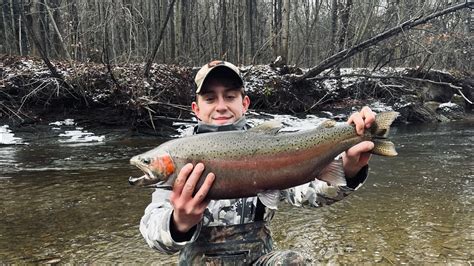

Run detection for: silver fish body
[[130, 112, 399, 200]]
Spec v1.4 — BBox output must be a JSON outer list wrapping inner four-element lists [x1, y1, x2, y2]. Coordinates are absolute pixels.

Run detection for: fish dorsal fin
[[318, 119, 337, 129], [248, 120, 282, 134]]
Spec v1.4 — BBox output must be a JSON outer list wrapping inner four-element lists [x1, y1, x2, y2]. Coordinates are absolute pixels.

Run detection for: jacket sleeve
[[139, 188, 202, 254], [281, 164, 369, 207]]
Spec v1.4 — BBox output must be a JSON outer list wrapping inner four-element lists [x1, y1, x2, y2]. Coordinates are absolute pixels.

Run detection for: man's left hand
[[342, 106, 376, 178]]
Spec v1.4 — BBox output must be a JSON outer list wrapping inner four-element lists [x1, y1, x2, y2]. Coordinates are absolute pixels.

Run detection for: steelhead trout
[[129, 112, 398, 201]]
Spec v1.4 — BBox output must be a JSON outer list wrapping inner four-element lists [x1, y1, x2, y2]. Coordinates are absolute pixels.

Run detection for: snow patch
[[59, 130, 105, 143], [50, 119, 105, 143], [49, 119, 76, 126], [439, 102, 458, 108], [369, 101, 393, 113], [0, 125, 23, 145], [171, 112, 330, 137], [172, 119, 197, 138], [248, 114, 326, 132]]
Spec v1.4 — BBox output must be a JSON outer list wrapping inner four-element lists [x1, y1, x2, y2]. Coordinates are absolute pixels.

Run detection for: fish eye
[[142, 158, 151, 164]]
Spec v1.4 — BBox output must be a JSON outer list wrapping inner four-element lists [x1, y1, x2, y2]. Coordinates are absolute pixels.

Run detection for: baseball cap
[[195, 60, 244, 94]]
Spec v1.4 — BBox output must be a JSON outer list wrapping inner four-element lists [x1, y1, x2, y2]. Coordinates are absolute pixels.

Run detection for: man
[[140, 60, 375, 265]]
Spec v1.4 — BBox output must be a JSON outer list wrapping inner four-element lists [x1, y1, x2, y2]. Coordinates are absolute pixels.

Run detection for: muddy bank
[[1, 55, 472, 131]]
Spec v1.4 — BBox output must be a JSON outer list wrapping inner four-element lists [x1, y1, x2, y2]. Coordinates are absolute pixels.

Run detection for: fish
[[129, 111, 398, 207]]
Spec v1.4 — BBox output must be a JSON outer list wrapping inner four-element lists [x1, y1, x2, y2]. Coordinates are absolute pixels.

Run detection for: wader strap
[[178, 222, 273, 266]]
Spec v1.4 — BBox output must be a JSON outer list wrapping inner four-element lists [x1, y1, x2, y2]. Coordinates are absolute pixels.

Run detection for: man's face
[[192, 80, 250, 126]]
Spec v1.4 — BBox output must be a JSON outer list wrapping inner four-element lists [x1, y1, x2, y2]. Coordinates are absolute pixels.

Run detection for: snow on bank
[[171, 100, 394, 137], [50, 119, 105, 143], [247, 112, 327, 132], [171, 111, 353, 137], [58, 130, 105, 143], [0, 125, 23, 145], [49, 119, 76, 127]]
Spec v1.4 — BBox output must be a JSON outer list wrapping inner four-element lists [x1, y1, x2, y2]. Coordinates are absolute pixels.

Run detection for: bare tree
[[144, 0, 177, 77], [280, 0, 289, 64], [0, 0, 471, 72], [296, 1, 473, 81], [20, 0, 62, 78]]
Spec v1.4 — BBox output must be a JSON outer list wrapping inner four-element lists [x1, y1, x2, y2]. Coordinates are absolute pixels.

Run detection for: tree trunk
[[45, 1, 72, 62], [144, 0, 177, 77], [174, 0, 181, 59], [10, 0, 24, 55], [20, 0, 62, 79], [338, 0, 352, 53], [169, 0, 176, 62], [280, 0, 289, 64], [247, 0, 255, 63], [221, 0, 227, 59], [329, 0, 338, 56], [272, 0, 282, 60], [194, 0, 200, 63], [69, 0, 80, 60], [0, 1, 6, 53]]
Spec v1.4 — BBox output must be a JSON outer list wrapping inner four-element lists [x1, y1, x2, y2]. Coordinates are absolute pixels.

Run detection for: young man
[[140, 60, 376, 265]]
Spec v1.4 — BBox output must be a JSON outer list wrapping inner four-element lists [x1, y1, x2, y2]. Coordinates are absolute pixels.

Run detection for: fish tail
[[372, 139, 397, 156], [370, 111, 399, 156]]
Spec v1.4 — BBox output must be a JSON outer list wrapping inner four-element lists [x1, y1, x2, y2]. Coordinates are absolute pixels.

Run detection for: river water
[[0, 118, 472, 264]]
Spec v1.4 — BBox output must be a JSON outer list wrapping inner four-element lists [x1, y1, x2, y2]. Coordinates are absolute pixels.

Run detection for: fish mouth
[[128, 175, 172, 189], [129, 162, 160, 187]]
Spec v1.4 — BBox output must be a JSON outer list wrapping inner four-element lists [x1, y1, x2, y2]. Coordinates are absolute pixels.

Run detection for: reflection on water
[[0, 121, 472, 264]]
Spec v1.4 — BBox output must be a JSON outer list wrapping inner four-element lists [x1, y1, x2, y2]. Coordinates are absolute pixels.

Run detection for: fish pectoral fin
[[317, 160, 347, 186], [249, 120, 283, 135], [257, 190, 280, 210]]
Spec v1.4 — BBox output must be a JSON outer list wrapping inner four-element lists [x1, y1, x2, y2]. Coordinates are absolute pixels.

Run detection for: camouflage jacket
[[139, 117, 368, 256]]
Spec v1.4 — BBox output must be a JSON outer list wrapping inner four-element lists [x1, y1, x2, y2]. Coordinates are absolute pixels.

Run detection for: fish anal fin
[[257, 190, 280, 210], [317, 160, 346, 186]]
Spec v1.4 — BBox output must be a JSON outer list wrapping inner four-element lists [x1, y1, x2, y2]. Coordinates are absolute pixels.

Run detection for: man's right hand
[[170, 163, 215, 234]]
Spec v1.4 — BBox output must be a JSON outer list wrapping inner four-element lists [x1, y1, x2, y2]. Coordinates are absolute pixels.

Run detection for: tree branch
[[295, 1, 473, 81], [144, 0, 177, 78], [308, 73, 473, 104]]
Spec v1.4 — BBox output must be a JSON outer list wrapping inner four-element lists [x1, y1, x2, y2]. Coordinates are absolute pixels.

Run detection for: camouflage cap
[[195, 60, 243, 94]]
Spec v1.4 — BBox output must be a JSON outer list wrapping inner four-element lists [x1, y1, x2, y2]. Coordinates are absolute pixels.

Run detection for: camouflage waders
[[178, 221, 305, 265], [178, 222, 272, 265]]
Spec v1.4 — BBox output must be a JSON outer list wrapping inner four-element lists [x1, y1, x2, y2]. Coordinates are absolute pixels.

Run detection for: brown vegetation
[[1, 55, 471, 128]]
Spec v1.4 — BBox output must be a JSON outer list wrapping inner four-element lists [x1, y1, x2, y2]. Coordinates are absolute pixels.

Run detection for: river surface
[[0, 119, 472, 264]]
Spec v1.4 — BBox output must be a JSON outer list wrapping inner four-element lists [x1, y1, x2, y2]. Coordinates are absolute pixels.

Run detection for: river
[[0, 118, 472, 264]]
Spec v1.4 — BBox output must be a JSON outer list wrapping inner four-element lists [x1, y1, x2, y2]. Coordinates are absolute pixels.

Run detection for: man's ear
[[191, 101, 200, 116], [242, 95, 250, 113]]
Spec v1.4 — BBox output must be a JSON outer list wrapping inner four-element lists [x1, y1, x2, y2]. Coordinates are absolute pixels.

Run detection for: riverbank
[[1, 55, 472, 132]]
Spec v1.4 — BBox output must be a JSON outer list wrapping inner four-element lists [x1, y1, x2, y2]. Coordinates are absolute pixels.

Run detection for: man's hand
[[342, 106, 376, 178], [170, 163, 215, 233]]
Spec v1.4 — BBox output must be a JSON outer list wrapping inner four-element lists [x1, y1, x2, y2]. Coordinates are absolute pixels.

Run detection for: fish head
[[129, 151, 175, 187]]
